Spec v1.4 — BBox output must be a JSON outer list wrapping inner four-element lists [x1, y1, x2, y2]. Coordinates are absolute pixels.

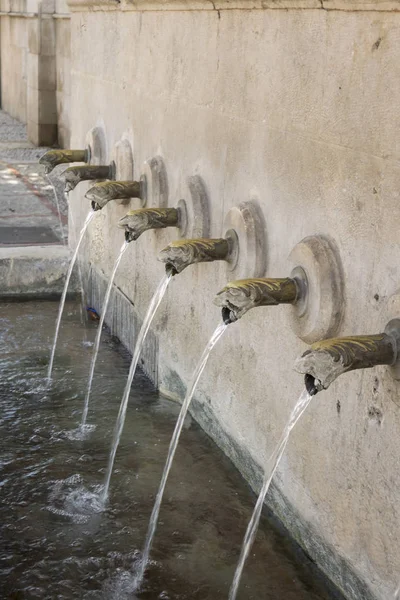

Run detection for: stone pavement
[[0, 111, 76, 298], [0, 110, 67, 246]]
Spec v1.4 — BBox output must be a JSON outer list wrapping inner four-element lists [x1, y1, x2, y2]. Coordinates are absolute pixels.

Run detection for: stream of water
[[228, 387, 313, 600], [47, 210, 95, 379], [101, 273, 172, 502], [81, 241, 129, 428], [133, 322, 228, 592]]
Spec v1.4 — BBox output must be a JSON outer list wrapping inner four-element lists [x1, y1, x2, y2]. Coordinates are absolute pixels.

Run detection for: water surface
[[0, 301, 340, 599]]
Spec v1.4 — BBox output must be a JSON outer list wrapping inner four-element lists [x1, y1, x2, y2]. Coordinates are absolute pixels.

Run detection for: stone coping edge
[[67, 0, 400, 12], [0, 245, 80, 299]]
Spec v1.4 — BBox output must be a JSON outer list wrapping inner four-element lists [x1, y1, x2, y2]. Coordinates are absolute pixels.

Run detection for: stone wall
[[5, 0, 400, 596], [66, 3, 400, 598], [0, 0, 71, 145], [0, 5, 28, 121]]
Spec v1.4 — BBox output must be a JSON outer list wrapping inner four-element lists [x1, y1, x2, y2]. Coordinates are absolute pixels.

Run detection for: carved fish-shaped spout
[[214, 278, 299, 324], [86, 181, 142, 211], [39, 149, 88, 174], [158, 238, 231, 275], [63, 165, 113, 192], [118, 208, 180, 242], [294, 321, 400, 395]]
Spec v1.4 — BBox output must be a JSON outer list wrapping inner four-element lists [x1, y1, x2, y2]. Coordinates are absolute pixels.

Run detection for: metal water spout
[[158, 235, 236, 276], [85, 180, 143, 211], [214, 276, 306, 324], [118, 207, 181, 241], [39, 149, 89, 174], [294, 319, 400, 395], [63, 164, 114, 192]]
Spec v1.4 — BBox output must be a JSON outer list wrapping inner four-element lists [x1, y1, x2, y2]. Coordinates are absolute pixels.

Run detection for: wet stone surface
[[0, 301, 340, 600]]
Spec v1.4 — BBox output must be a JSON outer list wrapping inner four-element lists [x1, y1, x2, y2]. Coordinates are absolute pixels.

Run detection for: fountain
[[63, 164, 115, 192], [118, 207, 183, 241], [85, 180, 144, 211], [39, 148, 89, 174], [214, 276, 304, 323], [210, 277, 320, 598], [158, 235, 237, 275], [294, 319, 400, 395], [81, 202, 189, 426]]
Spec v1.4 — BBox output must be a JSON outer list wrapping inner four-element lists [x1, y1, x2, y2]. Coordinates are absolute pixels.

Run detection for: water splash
[[47, 210, 95, 380], [81, 241, 129, 427], [101, 273, 172, 502], [228, 388, 313, 600], [47, 474, 104, 524], [133, 322, 228, 591]]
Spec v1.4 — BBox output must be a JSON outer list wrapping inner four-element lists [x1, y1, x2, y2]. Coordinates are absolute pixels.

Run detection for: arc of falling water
[[47, 210, 95, 379], [101, 273, 172, 503], [81, 240, 129, 428], [133, 322, 228, 591], [228, 388, 313, 600]]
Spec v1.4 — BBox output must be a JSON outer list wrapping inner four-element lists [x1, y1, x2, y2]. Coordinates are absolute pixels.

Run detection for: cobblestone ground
[[0, 111, 68, 246]]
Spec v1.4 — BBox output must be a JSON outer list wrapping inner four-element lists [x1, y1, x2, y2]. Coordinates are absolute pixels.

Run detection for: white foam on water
[[66, 424, 97, 441], [47, 474, 105, 524]]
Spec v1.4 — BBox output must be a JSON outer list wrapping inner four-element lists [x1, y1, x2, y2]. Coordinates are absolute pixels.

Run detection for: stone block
[[26, 0, 39, 12], [27, 52, 39, 89], [28, 18, 40, 54], [40, 55, 57, 90], [27, 53, 57, 91], [39, 16, 56, 56], [10, 15, 27, 49], [27, 85, 39, 122], [0, 245, 79, 299], [41, 0, 55, 12], [27, 120, 57, 145], [37, 89, 57, 123], [0, 0, 11, 11]]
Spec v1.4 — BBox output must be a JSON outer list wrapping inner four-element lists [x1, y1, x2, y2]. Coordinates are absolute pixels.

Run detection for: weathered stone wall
[[54, 1, 71, 147], [0, 6, 28, 121], [40, 1, 400, 598], [0, 0, 71, 145]]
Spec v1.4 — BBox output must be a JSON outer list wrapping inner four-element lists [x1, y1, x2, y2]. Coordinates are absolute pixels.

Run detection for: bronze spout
[[63, 165, 113, 192], [214, 278, 299, 324], [295, 320, 400, 395], [118, 208, 180, 242], [39, 149, 88, 174], [158, 238, 231, 275], [86, 181, 142, 211]]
